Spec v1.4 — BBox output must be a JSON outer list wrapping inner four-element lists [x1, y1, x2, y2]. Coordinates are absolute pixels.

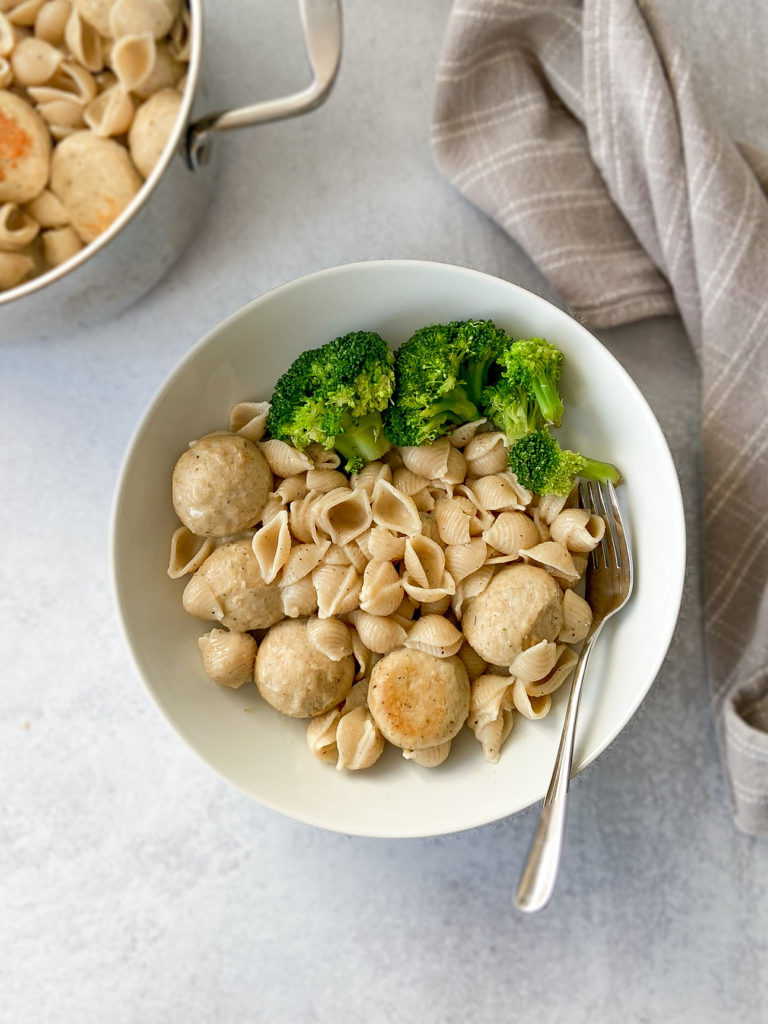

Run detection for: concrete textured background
[[2, 1, 767, 1021]]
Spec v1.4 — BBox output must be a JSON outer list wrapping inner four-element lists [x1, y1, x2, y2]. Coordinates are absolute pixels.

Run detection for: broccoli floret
[[266, 330, 394, 471], [507, 429, 621, 496], [383, 319, 509, 447], [489, 337, 565, 429]]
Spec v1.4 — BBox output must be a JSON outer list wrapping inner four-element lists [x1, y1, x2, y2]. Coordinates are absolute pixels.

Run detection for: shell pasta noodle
[[166, 320, 621, 776], [0, 0, 190, 291]]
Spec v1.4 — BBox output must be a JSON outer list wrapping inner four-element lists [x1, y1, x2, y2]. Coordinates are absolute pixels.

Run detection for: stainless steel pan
[[0, 0, 342, 340]]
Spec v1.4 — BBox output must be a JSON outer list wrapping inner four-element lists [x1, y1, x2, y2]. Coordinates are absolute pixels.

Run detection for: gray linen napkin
[[432, 0, 768, 835]]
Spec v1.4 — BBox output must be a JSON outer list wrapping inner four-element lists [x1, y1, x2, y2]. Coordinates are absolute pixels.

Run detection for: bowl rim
[[110, 257, 687, 837], [0, 0, 203, 311]]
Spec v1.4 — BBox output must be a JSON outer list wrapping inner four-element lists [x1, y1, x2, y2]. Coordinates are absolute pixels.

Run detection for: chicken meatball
[[461, 563, 563, 666], [182, 538, 282, 631], [368, 648, 470, 751], [172, 432, 272, 537], [255, 618, 355, 717]]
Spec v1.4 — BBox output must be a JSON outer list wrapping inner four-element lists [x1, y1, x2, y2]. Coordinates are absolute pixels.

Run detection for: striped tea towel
[[432, 0, 768, 835]]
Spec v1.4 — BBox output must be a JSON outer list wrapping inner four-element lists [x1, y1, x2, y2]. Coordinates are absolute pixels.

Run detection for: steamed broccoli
[[383, 319, 509, 447], [507, 429, 621, 496], [481, 337, 564, 443], [265, 330, 394, 473]]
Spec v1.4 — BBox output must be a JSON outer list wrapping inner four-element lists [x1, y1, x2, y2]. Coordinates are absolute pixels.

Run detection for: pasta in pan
[[0, 0, 190, 291]]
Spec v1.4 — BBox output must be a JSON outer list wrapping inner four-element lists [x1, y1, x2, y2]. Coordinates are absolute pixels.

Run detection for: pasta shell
[[282, 540, 331, 589], [314, 486, 372, 546], [347, 609, 407, 654], [24, 188, 69, 227], [350, 631, 373, 681], [371, 478, 421, 536], [456, 642, 488, 682], [0, 251, 34, 289], [274, 474, 308, 505], [360, 560, 404, 617], [0, 202, 39, 250], [434, 495, 476, 546], [229, 401, 270, 443], [168, 5, 190, 60], [526, 645, 579, 697], [392, 467, 430, 496], [482, 510, 539, 557], [307, 442, 342, 468], [0, 56, 11, 89], [535, 491, 571, 525], [449, 418, 487, 447], [464, 431, 509, 476], [323, 543, 352, 566], [404, 534, 445, 590], [109, 0, 179, 39], [110, 31, 156, 92], [341, 678, 369, 714], [197, 628, 257, 689], [398, 437, 451, 479], [5, 0, 46, 26], [341, 541, 368, 574], [471, 472, 528, 511], [335, 706, 385, 771], [367, 525, 406, 562], [402, 575, 456, 604], [403, 614, 463, 658], [11, 35, 61, 85], [519, 540, 580, 582], [182, 574, 224, 623], [84, 85, 134, 137], [258, 438, 313, 477], [251, 510, 291, 584], [442, 445, 467, 485], [411, 487, 435, 512], [509, 639, 559, 682], [29, 60, 96, 103], [34, 0, 71, 45], [474, 710, 515, 763], [313, 564, 362, 618], [288, 490, 324, 543], [42, 225, 82, 266], [306, 468, 348, 493], [306, 615, 353, 662], [453, 483, 495, 533], [351, 459, 392, 496], [468, 673, 511, 731], [260, 494, 283, 527], [444, 538, 487, 584], [550, 508, 605, 553], [280, 576, 318, 618], [306, 708, 341, 763], [402, 741, 451, 767], [167, 526, 214, 579], [394, 594, 418, 622], [0, 14, 12, 58], [509, 678, 552, 720], [558, 589, 593, 643], [419, 594, 452, 616], [64, 7, 102, 70], [451, 564, 494, 618]]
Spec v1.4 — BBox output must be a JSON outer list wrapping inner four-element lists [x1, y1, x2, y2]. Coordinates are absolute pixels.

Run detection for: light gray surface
[[1, 2, 766, 1022]]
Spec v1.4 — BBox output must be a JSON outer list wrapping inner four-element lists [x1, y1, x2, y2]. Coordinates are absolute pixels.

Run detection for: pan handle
[[186, 0, 342, 171]]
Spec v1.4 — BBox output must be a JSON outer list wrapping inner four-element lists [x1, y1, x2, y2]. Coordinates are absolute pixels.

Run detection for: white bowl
[[111, 259, 685, 838]]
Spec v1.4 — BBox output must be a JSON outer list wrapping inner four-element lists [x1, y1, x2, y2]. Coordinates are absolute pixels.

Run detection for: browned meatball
[[368, 648, 470, 750]]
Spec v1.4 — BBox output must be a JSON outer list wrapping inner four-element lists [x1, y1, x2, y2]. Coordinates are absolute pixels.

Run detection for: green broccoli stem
[[427, 386, 480, 429], [463, 359, 495, 407], [577, 457, 622, 485], [531, 379, 564, 426], [334, 412, 392, 465]]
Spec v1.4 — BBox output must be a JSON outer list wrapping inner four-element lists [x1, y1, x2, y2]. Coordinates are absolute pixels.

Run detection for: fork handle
[[515, 624, 602, 913]]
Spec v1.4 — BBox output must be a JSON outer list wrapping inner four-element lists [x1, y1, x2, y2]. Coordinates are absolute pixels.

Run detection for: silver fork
[[515, 480, 633, 913]]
